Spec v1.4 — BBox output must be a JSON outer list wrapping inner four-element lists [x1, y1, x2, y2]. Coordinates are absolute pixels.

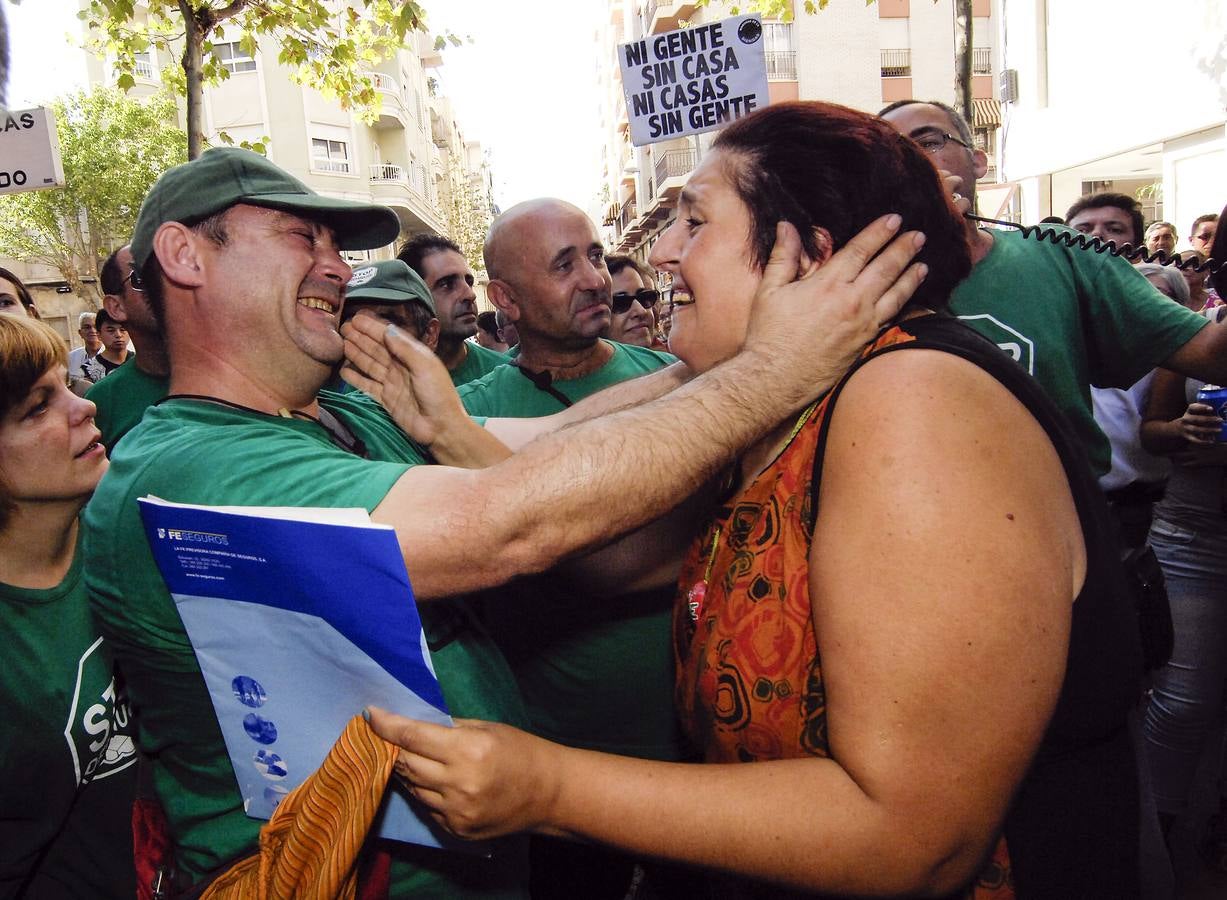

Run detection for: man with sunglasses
[[85, 244, 169, 449], [458, 198, 685, 900], [604, 254, 660, 348]]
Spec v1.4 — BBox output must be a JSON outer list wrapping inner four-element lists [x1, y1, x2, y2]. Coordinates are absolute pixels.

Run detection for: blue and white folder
[[138, 496, 455, 848]]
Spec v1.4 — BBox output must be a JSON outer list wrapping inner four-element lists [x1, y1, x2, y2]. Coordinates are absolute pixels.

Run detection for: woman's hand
[[742, 216, 928, 397], [341, 318, 511, 466], [366, 707, 562, 841], [1177, 401, 1223, 445]]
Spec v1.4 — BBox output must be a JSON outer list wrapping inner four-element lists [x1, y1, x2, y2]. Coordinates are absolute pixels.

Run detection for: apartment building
[[8, 7, 491, 344], [597, 0, 1002, 260], [995, 0, 1225, 235]]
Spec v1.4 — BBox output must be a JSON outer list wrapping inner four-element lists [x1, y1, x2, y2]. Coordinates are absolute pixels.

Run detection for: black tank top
[[810, 314, 1142, 899]]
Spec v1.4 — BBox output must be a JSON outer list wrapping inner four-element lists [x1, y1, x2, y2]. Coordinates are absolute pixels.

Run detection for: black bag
[[1122, 544, 1173, 671]]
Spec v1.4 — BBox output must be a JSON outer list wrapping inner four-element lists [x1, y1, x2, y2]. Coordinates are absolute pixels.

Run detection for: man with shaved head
[[461, 198, 683, 899]]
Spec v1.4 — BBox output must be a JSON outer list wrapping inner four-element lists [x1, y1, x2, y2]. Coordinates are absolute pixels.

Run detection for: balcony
[[972, 48, 991, 75], [368, 164, 443, 236], [765, 51, 797, 81], [369, 73, 407, 130], [646, 0, 699, 34], [611, 197, 638, 240], [134, 58, 155, 80], [880, 49, 911, 78], [653, 148, 695, 199]]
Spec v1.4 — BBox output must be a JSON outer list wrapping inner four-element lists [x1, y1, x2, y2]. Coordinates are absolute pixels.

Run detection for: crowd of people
[[1, 96, 1225, 900]]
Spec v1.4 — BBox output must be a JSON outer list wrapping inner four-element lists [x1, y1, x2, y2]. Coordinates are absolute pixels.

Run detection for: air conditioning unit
[[999, 68, 1019, 104]]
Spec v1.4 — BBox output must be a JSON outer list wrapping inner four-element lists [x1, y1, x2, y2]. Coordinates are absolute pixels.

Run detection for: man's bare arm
[[372, 218, 927, 600], [485, 361, 692, 450], [344, 318, 692, 453], [1160, 318, 1227, 385]]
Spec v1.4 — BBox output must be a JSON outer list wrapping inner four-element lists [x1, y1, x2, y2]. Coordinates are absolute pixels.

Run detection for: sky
[[1, 0, 608, 210]]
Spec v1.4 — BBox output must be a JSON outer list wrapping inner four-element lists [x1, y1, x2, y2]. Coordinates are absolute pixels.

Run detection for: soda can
[[1195, 384, 1227, 442]]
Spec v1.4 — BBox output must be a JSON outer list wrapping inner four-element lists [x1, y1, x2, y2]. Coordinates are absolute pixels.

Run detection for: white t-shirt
[[67, 346, 101, 382]]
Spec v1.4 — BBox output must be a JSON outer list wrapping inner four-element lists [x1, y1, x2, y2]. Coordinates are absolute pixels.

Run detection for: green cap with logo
[[345, 259, 436, 315], [131, 147, 401, 271]]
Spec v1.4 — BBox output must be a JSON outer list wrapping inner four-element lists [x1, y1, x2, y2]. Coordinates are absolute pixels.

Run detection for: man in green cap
[[343, 258, 439, 349], [82, 147, 927, 897]]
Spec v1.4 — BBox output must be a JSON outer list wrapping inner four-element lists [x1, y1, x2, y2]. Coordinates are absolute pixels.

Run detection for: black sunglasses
[[122, 266, 145, 292], [611, 289, 659, 314]]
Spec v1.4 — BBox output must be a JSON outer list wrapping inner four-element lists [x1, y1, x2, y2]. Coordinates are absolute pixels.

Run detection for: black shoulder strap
[[807, 315, 1092, 531], [514, 365, 573, 408]]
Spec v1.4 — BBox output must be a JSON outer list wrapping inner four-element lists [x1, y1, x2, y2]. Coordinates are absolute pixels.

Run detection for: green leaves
[[0, 87, 188, 300], [81, 0, 439, 149]]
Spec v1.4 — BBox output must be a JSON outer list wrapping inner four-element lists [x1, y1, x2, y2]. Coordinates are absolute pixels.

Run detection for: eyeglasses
[[912, 130, 973, 154], [611, 289, 659, 314], [121, 267, 145, 292]]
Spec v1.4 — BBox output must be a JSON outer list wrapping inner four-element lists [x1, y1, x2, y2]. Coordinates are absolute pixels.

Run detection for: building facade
[[596, 0, 1002, 261], [994, 0, 1225, 238], [8, 4, 492, 346]]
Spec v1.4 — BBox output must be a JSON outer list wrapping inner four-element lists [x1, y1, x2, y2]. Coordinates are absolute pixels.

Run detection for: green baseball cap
[[345, 259, 436, 315], [131, 147, 401, 270]]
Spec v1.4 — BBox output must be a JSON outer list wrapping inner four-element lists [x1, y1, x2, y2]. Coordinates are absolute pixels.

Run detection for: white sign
[[618, 14, 770, 147], [0, 107, 66, 196]]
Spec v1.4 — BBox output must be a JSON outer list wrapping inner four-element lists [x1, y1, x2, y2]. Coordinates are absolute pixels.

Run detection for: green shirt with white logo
[[0, 534, 137, 898], [83, 390, 528, 897], [949, 227, 1207, 476]]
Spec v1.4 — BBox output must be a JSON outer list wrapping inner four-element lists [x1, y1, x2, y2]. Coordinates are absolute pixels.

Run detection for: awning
[[972, 98, 1001, 128]]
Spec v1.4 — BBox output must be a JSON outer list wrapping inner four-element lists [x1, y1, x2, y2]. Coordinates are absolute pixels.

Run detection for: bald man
[[461, 199, 685, 899]]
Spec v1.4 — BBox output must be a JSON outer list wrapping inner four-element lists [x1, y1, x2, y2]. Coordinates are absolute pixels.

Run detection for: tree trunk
[[954, 0, 974, 126], [180, 0, 206, 159]]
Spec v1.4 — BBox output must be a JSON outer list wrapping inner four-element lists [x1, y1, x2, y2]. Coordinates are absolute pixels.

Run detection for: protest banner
[[0, 107, 65, 196], [618, 14, 769, 147]]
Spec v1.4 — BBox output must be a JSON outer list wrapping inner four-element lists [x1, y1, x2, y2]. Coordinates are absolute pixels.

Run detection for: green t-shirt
[[0, 535, 138, 899], [950, 227, 1207, 476], [85, 358, 169, 451], [459, 341, 689, 760], [82, 390, 528, 897], [457, 340, 675, 417], [449, 341, 507, 387]]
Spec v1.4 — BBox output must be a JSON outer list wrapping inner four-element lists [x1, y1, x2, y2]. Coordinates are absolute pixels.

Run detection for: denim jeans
[[1143, 515, 1227, 815]]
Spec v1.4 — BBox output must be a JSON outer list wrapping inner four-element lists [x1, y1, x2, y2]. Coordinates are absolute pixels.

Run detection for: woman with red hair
[[370, 102, 1141, 898]]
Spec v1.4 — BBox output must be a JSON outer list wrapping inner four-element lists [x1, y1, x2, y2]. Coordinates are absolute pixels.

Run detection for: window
[[763, 23, 795, 52], [133, 51, 154, 80], [215, 41, 256, 75], [973, 127, 996, 157], [311, 138, 351, 174], [763, 23, 796, 80]]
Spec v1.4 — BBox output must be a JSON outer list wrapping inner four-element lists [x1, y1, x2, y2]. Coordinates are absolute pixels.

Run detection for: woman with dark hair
[[368, 102, 1141, 898], [0, 265, 39, 319], [0, 315, 137, 897]]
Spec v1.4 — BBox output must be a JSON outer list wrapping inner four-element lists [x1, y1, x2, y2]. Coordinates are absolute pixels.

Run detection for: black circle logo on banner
[[738, 18, 762, 44]]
